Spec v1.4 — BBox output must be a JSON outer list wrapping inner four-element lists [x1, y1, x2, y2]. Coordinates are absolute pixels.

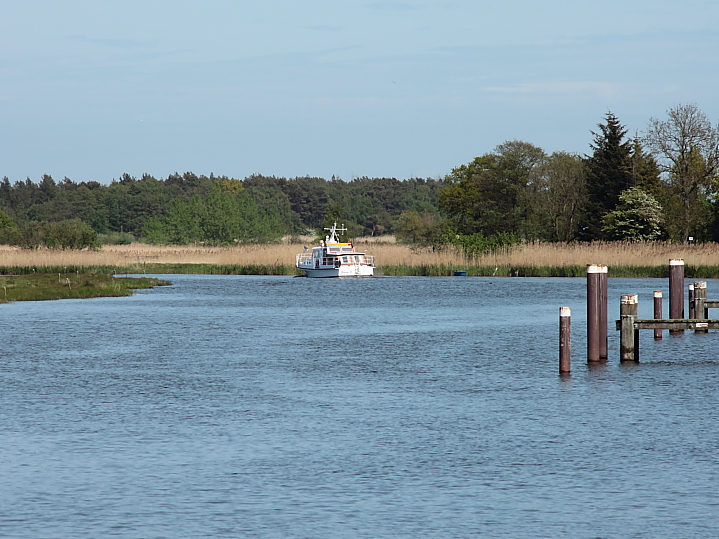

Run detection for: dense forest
[[1, 104, 719, 250], [0, 172, 445, 247]]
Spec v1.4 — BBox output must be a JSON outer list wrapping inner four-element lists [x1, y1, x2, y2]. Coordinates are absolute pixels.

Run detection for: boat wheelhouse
[[296, 223, 374, 278]]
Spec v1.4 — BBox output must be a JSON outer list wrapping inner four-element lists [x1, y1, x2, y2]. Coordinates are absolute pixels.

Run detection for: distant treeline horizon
[[0, 172, 445, 246], [3, 105, 719, 250]]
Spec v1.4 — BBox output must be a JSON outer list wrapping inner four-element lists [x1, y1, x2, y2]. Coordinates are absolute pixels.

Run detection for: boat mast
[[324, 222, 347, 243]]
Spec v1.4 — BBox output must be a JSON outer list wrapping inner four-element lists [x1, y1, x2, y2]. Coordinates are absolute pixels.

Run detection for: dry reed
[[2, 240, 719, 272]]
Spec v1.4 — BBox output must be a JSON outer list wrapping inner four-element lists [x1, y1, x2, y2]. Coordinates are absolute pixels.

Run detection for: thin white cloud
[[482, 81, 630, 100]]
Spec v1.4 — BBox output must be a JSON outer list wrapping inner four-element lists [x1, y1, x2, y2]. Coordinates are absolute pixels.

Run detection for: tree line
[[1, 103, 718, 250], [437, 104, 719, 247], [0, 172, 444, 248]]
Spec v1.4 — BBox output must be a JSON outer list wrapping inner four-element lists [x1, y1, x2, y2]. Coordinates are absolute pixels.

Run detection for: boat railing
[[296, 253, 313, 266], [297, 252, 374, 267]]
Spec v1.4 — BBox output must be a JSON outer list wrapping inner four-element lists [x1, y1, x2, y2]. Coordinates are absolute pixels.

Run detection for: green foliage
[[449, 232, 521, 257], [439, 141, 545, 237], [394, 210, 448, 246], [142, 190, 283, 244], [214, 178, 244, 194], [601, 187, 663, 241], [645, 104, 719, 243], [581, 112, 633, 240], [525, 152, 586, 242], [630, 139, 662, 197], [97, 231, 136, 245], [0, 273, 168, 303], [1, 218, 98, 249], [42, 219, 99, 249], [0, 172, 445, 244], [0, 208, 20, 245]]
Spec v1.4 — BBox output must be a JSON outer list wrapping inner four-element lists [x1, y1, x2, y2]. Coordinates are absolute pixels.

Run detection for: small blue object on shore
[[453, 270, 467, 276]]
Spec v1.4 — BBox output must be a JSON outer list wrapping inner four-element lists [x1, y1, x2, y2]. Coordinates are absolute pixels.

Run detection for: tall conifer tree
[[580, 112, 632, 240]]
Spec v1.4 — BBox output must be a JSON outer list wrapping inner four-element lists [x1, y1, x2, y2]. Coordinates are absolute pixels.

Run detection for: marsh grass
[[0, 273, 170, 303], [2, 240, 719, 277]]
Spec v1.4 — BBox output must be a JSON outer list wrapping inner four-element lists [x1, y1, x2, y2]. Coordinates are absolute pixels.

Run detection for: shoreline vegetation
[[3, 238, 719, 278], [0, 272, 170, 303]]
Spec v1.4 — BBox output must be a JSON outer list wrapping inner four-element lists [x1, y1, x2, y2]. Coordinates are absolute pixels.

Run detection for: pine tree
[[580, 112, 633, 240], [629, 138, 662, 198]]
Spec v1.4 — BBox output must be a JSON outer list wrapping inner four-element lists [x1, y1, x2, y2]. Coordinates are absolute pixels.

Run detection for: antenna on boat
[[324, 222, 347, 243]]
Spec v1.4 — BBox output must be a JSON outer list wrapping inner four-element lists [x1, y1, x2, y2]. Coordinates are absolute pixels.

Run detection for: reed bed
[[3, 240, 719, 277]]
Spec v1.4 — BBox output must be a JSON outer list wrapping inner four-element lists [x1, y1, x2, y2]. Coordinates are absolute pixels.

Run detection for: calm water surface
[[1, 275, 717, 538]]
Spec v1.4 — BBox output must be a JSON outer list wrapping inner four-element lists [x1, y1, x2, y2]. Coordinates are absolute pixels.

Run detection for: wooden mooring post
[[688, 283, 695, 320], [620, 294, 639, 362], [559, 307, 571, 374], [653, 291, 662, 340], [587, 264, 608, 363], [615, 278, 719, 361], [669, 259, 685, 334], [694, 282, 708, 333]]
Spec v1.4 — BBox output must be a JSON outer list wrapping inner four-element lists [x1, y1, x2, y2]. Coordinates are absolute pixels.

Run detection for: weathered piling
[[599, 266, 608, 360], [619, 294, 639, 361], [559, 307, 571, 374], [587, 265, 602, 362], [669, 259, 685, 334], [653, 291, 662, 340], [688, 283, 695, 319], [630, 294, 639, 361], [695, 282, 707, 333], [619, 294, 639, 362]]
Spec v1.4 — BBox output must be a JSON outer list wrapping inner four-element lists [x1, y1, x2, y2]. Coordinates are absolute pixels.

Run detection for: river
[[1, 275, 717, 538]]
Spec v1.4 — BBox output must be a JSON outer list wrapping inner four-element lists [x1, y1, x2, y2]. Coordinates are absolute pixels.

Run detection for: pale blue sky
[[1, 0, 718, 183]]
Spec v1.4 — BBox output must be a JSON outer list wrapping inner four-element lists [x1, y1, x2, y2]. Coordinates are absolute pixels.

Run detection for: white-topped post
[[653, 290, 663, 339], [559, 307, 571, 374], [587, 264, 604, 362], [669, 259, 684, 334], [598, 265, 608, 360]]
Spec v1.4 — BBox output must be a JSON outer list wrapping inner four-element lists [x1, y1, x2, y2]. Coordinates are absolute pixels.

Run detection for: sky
[[1, 0, 718, 184]]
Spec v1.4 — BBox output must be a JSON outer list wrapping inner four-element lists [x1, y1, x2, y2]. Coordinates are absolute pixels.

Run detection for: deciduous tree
[[439, 141, 545, 236], [527, 152, 586, 242], [644, 103, 719, 243], [601, 188, 663, 241]]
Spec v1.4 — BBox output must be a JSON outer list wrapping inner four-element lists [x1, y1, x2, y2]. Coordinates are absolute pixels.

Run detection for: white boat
[[296, 223, 374, 278]]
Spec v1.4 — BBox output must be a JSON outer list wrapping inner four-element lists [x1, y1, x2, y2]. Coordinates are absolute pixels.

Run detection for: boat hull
[[299, 264, 373, 278]]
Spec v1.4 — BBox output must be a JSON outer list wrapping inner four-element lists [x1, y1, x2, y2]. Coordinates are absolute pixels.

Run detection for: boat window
[[342, 247, 352, 252], [329, 247, 340, 253], [342, 256, 348, 263]]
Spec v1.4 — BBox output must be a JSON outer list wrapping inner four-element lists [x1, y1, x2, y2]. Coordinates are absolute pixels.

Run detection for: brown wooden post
[[559, 307, 571, 374], [587, 264, 601, 362], [688, 283, 696, 319], [620, 315, 636, 362], [631, 294, 639, 362], [599, 265, 608, 360], [669, 259, 684, 334], [653, 290, 662, 340], [695, 282, 707, 333]]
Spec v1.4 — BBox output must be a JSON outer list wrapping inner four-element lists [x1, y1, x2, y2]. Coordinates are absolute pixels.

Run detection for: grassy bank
[[0, 273, 171, 303], [2, 240, 719, 277]]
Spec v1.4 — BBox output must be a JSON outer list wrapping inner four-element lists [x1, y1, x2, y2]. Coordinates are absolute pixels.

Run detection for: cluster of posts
[[559, 259, 718, 374]]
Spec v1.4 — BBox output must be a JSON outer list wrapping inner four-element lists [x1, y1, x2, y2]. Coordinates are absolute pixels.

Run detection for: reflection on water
[[1, 275, 717, 538]]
